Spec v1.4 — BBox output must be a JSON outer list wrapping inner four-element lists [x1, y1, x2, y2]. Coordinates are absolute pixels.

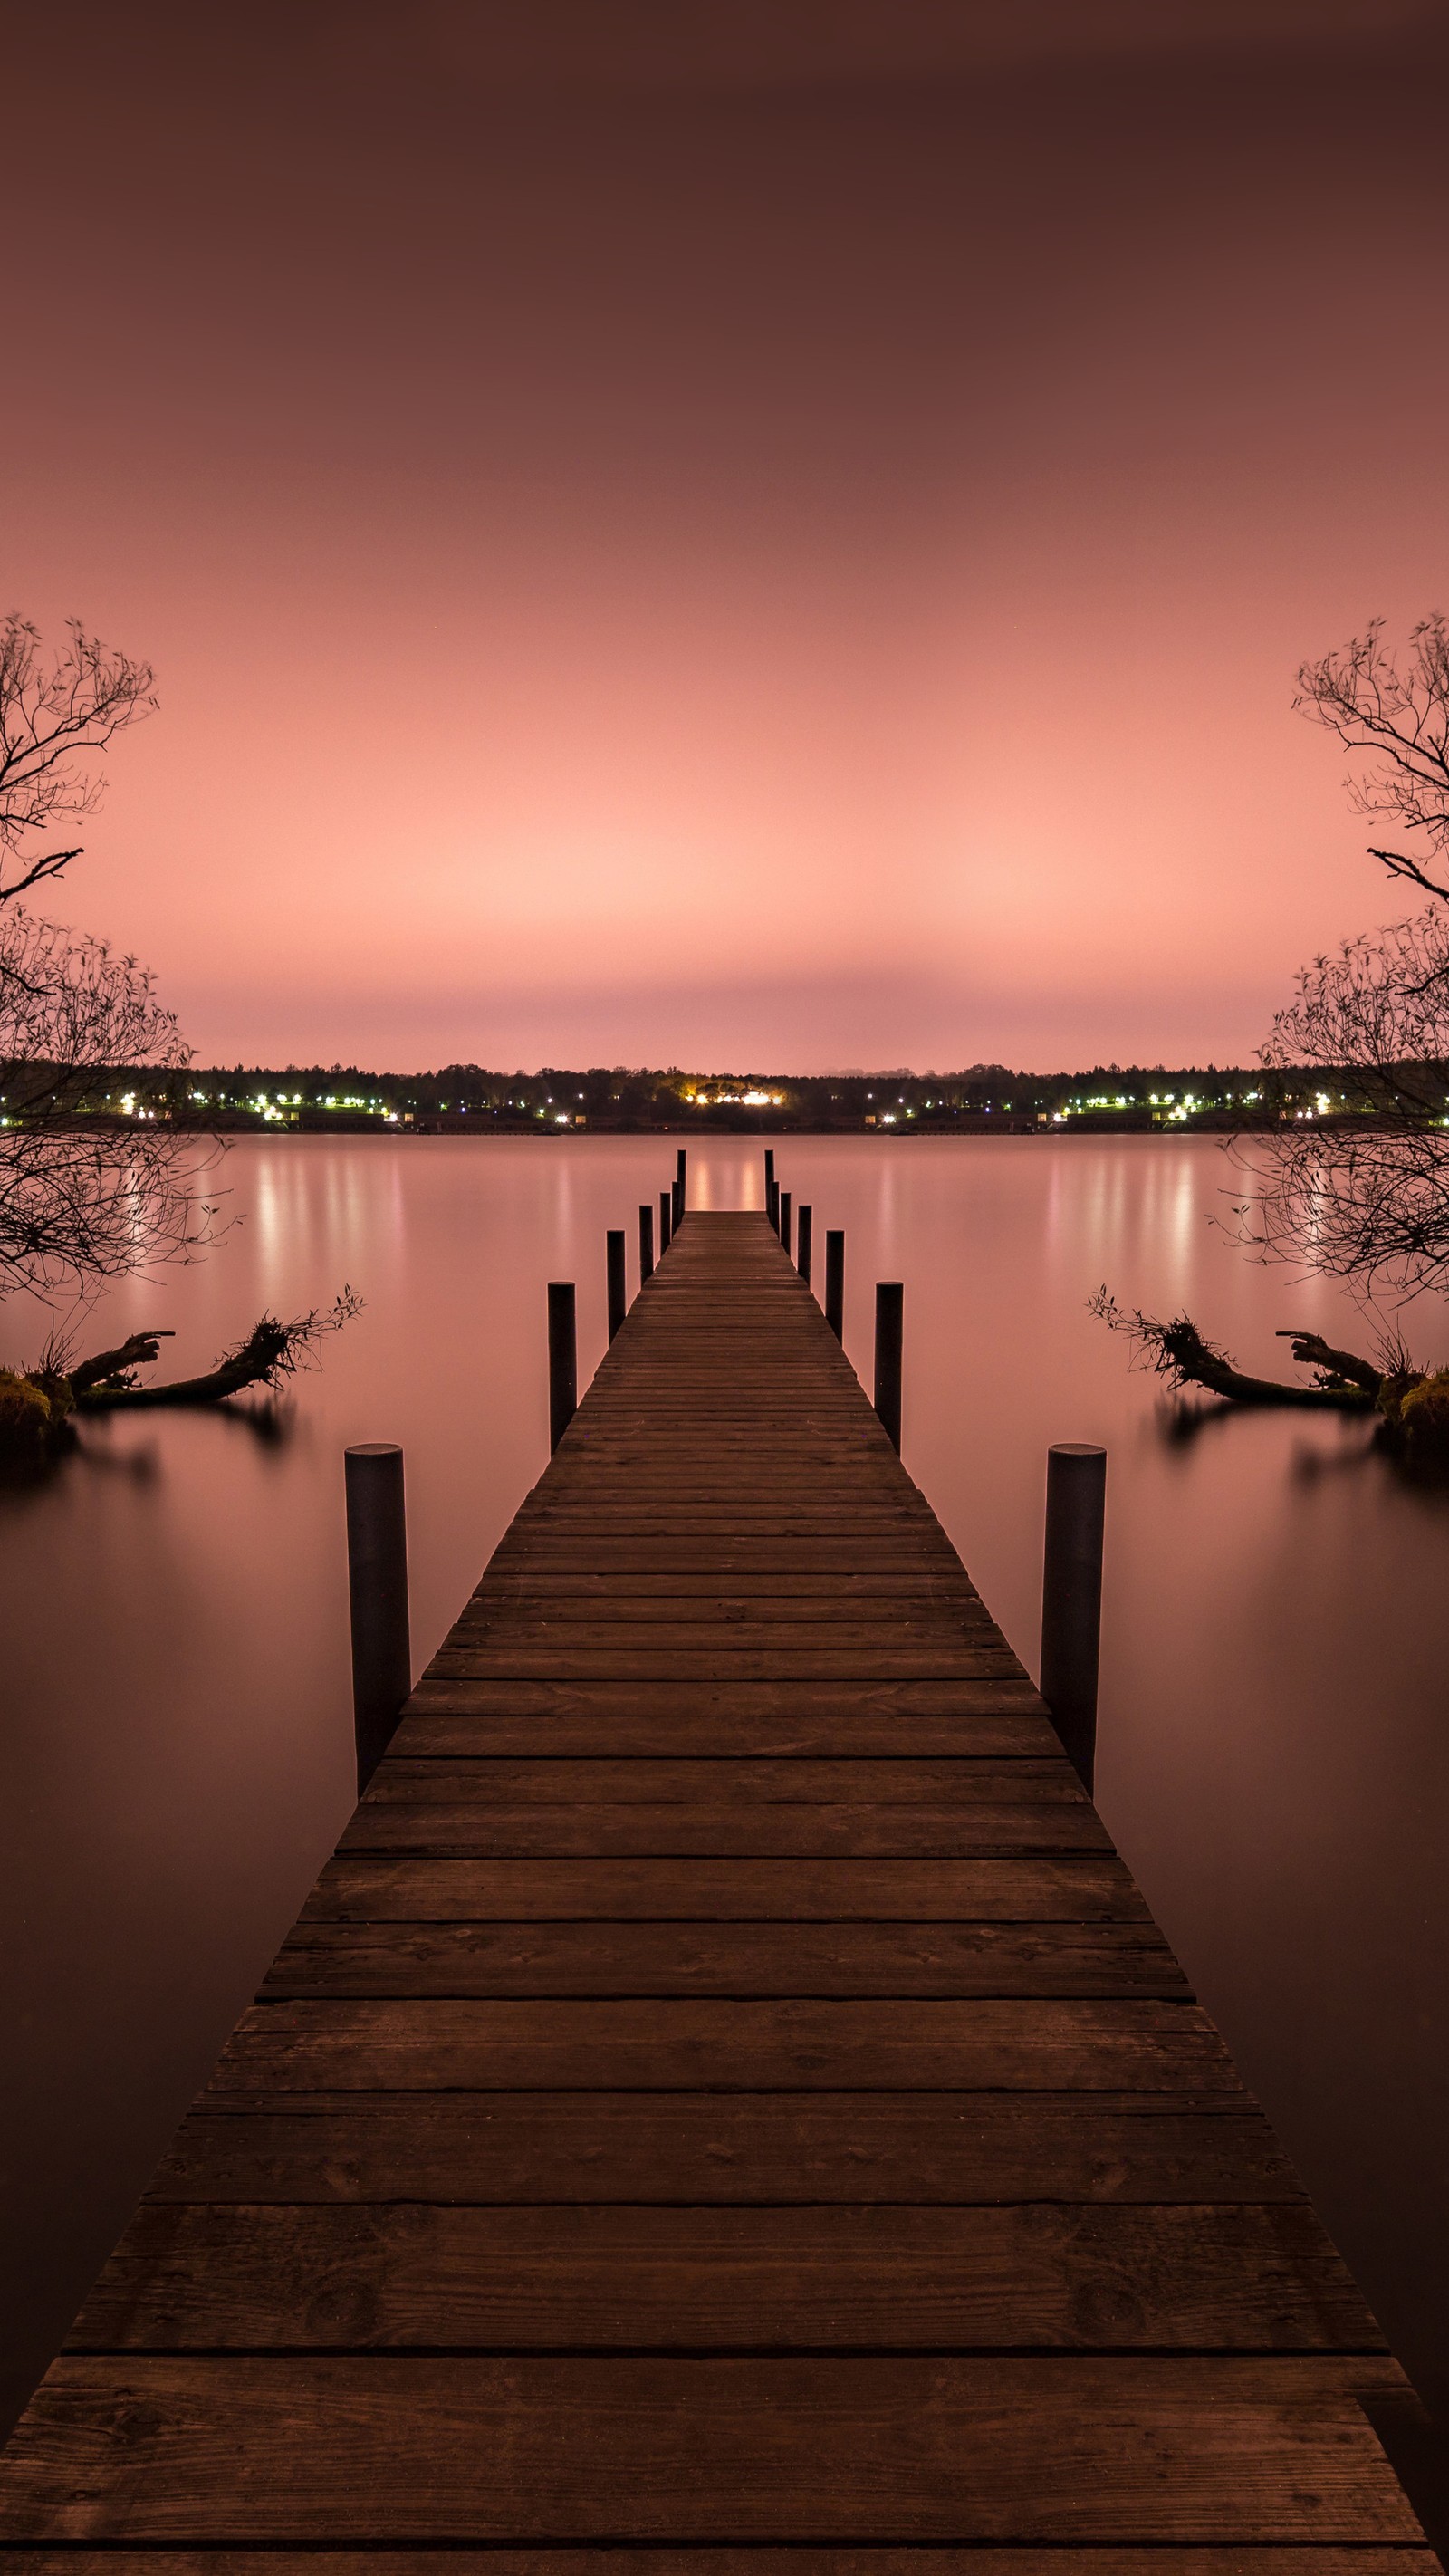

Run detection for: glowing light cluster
[[690, 1089, 783, 1109]]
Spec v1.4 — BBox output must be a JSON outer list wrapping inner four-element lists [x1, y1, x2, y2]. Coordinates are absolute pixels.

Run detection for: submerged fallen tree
[[1090, 1287, 1449, 1450], [0, 1288, 360, 1464]]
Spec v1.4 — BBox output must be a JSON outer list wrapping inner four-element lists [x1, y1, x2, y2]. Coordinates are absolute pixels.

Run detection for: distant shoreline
[[43, 1062, 1367, 1136], [66, 1108, 1367, 1140]]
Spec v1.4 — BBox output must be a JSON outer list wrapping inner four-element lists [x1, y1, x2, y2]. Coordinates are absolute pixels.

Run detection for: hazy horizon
[[7, 1, 1449, 1070]]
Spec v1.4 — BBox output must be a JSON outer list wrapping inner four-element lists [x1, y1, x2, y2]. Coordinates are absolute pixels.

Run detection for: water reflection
[[2, 1132, 1448, 2499], [1154, 1393, 1240, 1449]]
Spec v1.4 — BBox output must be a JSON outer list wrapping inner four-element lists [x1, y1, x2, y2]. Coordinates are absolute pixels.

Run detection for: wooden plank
[[261, 1919, 1187, 1998], [462, 1582, 988, 1608], [360, 1758, 1086, 1803], [148, 2092, 1306, 2206], [7, 2556, 1442, 2576], [496, 1539, 971, 1562], [400, 1680, 1042, 1710], [393, 1681, 1061, 1763], [299, 1852, 1154, 1921], [337, 1802, 1112, 1856], [70, 2203, 1378, 2351], [442, 1628, 1009, 1648], [454, 1610, 999, 1637], [0, 2355, 1421, 2542], [210, 1997, 1237, 2091], [425, 1652, 1026, 1681]]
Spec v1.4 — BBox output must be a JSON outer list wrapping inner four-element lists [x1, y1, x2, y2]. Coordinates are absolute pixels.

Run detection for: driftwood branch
[[1274, 1331, 1384, 1396], [1093, 1287, 1449, 1458], [1089, 1290, 1377, 1410], [68, 1331, 175, 1395], [73, 1290, 361, 1411]]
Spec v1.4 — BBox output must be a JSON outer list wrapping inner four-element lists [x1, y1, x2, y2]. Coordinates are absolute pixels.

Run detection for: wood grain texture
[[149, 2092, 1305, 2206], [71, 2202, 1377, 2351], [337, 1802, 1114, 1857], [0, 1211, 1429, 2564], [299, 1852, 1151, 1922], [260, 1918, 1187, 1998], [395, 1689, 1060, 1757], [358, 1758, 1085, 1802], [211, 1996, 1238, 2091], [7, 2557, 1441, 2576], [0, 2355, 1422, 2543]]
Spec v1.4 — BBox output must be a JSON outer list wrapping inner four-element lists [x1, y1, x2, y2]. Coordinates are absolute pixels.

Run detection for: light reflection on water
[[2, 1132, 1448, 2461]]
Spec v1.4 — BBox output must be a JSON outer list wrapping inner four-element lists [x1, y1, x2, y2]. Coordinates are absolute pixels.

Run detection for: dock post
[[1040, 1443, 1107, 1793], [659, 1187, 672, 1251], [797, 1203, 812, 1283], [874, 1283, 903, 1451], [344, 1442, 411, 1795], [548, 1282, 577, 1451], [824, 1228, 845, 1339], [779, 1190, 792, 1256], [606, 1229, 627, 1341], [676, 1148, 686, 1226], [638, 1201, 655, 1281]]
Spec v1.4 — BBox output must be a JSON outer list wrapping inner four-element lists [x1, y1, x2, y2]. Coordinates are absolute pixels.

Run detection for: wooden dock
[[0, 1209, 1437, 2562]]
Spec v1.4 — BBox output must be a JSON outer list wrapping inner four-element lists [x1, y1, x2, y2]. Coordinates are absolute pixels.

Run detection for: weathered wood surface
[[0, 1209, 1434, 2562]]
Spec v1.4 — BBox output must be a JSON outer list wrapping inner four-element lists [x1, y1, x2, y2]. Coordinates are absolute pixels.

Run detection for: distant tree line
[[34, 1057, 1397, 1133]]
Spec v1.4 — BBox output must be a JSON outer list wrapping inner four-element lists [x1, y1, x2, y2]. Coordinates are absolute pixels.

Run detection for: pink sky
[[5, 0, 1449, 1071]]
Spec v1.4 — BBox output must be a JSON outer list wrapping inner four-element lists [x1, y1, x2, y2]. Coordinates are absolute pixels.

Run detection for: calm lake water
[[4, 1133, 1449, 2473]]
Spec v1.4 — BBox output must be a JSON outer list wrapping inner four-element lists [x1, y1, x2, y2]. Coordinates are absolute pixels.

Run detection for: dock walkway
[[0, 1209, 1437, 2562]]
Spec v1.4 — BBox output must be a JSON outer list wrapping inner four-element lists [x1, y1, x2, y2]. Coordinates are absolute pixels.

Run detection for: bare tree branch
[[73, 1290, 362, 1409], [1090, 1292, 1449, 1456], [2, 1297, 361, 1463], [68, 1330, 174, 1395], [0, 616, 156, 905], [0, 907, 220, 1298], [1229, 905, 1449, 1296], [1089, 1288, 1377, 1409], [1295, 615, 1449, 900]]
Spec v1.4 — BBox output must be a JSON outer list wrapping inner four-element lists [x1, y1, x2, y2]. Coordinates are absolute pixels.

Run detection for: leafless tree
[[0, 614, 157, 907], [1296, 614, 1449, 901], [1231, 908, 1449, 1296], [0, 907, 216, 1300], [1226, 620, 1449, 1299], [0, 615, 220, 1303]]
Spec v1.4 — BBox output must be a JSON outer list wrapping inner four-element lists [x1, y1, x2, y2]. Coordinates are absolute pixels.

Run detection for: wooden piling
[[874, 1280, 903, 1453], [342, 1442, 411, 1794], [1040, 1442, 1107, 1793], [606, 1230, 627, 1342], [547, 1281, 577, 1451], [824, 1226, 845, 1339]]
